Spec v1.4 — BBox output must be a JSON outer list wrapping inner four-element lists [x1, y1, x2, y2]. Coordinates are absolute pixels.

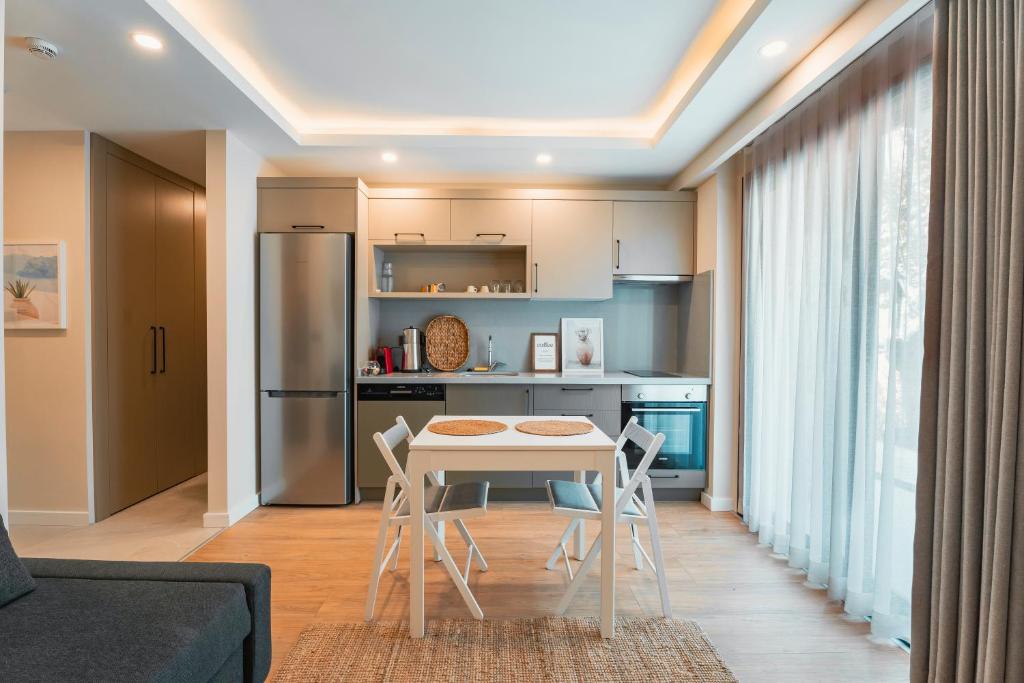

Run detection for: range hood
[[613, 274, 694, 283]]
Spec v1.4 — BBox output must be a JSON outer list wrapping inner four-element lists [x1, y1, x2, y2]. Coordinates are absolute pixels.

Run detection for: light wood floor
[[188, 501, 910, 682]]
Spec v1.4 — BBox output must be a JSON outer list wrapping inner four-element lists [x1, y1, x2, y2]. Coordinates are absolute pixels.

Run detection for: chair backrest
[[372, 416, 414, 490], [614, 417, 666, 516]]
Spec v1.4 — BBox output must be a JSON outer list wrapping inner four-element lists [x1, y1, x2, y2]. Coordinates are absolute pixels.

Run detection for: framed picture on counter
[[530, 332, 560, 372], [560, 317, 604, 376]]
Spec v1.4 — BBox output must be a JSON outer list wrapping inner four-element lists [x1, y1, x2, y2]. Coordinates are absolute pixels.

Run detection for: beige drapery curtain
[[912, 1, 1024, 681]]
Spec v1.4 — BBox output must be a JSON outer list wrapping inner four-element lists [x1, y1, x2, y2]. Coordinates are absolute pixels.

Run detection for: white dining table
[[407, 415, 619, 638]]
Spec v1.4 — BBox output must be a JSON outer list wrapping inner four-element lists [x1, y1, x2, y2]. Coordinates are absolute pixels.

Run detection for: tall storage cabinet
[[92, 136, 206, 519]]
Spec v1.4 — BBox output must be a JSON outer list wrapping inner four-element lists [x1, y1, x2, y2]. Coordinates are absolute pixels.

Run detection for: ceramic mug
[[479, 285, 490, 293], [466, 285, 478, 293]]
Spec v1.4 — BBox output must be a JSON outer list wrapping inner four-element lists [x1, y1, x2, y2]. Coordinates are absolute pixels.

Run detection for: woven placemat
[[515, 420, 594, 436], [427, 419, 508, 436], [273, 617, 737, 682]]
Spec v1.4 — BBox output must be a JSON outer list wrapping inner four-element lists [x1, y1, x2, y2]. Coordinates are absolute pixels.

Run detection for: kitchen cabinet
[[356, 398, 444, 494], [444, 384, 533, 488], [531, 383, 620, 486], [368, 198, 450, 241], [613, 201, 694, 276], [450, 199, 532, 242], [532, 200, 613, 300], [258, 188, 357, 233]]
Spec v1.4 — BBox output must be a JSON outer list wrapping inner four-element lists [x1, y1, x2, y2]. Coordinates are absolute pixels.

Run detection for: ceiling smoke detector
[[25, 37, 60, 61]]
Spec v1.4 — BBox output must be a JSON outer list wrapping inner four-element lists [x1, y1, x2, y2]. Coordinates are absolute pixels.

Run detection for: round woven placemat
[[425, 315, 469, 372], [515, 420, 594, 436], [427, 419, 508, 436]]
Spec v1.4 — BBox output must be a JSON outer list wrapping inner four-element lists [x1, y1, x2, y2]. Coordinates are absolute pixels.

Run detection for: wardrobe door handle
[[149, 326, 157, 374], [159, 326, 167, 373]]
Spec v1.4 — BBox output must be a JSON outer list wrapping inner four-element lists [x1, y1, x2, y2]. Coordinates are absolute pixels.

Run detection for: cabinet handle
[[475, 233, 507, 239], [533, 263, 538, 293], [615, 239, 621, 269], [159, 326, 167, 374], [561, 386, 594, 392], [149, 326, 157, 374], [562, 412, 594, 418], [291, 224, 324, 231], [394, 232, 426, 242]]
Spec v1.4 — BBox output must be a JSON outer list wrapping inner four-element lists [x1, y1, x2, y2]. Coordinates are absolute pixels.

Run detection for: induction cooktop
[[624, 370, 681, 378]]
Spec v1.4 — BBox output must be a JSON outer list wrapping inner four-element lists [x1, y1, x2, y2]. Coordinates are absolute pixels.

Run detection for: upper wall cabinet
[[368, 198, 450, 241], [613, 201, 695, 276], [532, 200, 613, 300], [258, 188, 357, 233], [450, 199, 532, 242]]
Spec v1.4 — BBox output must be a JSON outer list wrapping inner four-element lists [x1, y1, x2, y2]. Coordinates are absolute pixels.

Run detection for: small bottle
[[381, 262, 394, 292]]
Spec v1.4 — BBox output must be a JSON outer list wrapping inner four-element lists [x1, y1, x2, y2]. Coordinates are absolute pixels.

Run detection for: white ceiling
[[5, 0, 876, 187]]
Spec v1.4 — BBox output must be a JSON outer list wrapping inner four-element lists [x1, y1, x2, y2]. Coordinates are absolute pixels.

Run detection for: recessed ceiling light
[[381, 151, 398, 163], [536, 153, 552, 165], [131, 32, 163, 51], [759, 40, 787, 58]]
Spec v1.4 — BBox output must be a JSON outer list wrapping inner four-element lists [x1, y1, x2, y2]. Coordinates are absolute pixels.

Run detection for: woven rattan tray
[[515, 420, 594, 436], [425, 315, 470, 372], [427, 419, 508, 436]]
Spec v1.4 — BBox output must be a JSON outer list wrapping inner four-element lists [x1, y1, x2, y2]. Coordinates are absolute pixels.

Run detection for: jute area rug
[[273, 617, 737, 682]]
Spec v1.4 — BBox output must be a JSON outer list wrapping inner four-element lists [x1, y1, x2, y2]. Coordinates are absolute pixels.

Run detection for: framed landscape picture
[[560, 317, 604, 376], [4, 241, 68, 329], [530, 332, 560, 372]]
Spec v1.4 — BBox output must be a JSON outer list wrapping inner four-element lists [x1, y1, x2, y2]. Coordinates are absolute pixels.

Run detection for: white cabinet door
[[613, 201, 694, 276], [532, 200, 613, 300], [368, 198, 450, 241], [258, 188, 357, 233], [451, 199, 531, 242]]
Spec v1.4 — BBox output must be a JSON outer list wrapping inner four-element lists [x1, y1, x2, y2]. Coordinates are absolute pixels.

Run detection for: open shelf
[[370, 241, 532, 298], [369, 291, 531, 299]]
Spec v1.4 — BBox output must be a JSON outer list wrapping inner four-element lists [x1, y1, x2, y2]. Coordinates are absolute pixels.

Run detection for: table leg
[[573, 470, 586, 559], [410, 462, 425, 638], [600, 457, 615, 638], [434, 470, 444, 562]]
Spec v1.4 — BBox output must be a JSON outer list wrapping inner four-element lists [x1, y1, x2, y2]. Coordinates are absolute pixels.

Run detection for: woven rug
[[273, 617, 737, 682]]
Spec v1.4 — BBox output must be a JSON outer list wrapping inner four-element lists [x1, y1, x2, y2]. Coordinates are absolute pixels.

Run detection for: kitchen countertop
[[355, 370, 710, 385]]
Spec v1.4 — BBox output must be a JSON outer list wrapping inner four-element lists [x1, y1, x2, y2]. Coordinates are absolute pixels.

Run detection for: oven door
[[620, 402, 707, 471]]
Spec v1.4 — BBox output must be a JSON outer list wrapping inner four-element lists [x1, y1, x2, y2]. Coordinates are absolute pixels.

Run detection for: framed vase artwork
[[560, 318, 604, 376], [530, 332, 560, 372], [3, 241, 68, 329]]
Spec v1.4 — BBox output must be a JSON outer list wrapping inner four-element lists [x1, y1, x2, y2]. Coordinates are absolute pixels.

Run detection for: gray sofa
[[0, 558, 271, 682]]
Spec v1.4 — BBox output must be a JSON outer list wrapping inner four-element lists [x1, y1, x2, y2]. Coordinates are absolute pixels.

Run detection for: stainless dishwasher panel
[[356, 399, 444, 489], [260, 391, 352, 504]]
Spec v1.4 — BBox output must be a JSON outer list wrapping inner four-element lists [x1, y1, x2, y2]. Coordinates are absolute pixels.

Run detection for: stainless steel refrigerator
[[259, 232, 353, 504]]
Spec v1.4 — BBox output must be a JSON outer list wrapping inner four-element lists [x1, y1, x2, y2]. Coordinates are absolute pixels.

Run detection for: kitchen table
[[407, 415, 618, 638]]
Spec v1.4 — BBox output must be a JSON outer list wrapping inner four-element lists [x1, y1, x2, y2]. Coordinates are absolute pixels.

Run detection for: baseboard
[[9, 509, 91, 527], [700, 492, 736, 512], [203, 494, 259, 528]]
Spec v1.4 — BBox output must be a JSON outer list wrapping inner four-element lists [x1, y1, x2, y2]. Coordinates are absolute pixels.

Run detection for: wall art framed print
[[530, 332, 560, 372], [4, 241, 68, 329], [560, 317, 604, 376]]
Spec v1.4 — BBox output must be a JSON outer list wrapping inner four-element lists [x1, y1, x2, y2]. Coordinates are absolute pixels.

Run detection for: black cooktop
[[624, 370, 681, 378]]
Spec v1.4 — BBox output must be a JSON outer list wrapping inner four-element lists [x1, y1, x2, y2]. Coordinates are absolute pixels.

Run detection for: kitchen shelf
[[369, 291, 532, 300]]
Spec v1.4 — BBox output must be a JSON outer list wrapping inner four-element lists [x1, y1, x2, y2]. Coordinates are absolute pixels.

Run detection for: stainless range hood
[[613, 274, 694, 283]]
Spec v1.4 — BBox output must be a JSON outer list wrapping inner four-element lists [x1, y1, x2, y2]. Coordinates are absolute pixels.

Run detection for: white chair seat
[[546, 479, 644, 517]]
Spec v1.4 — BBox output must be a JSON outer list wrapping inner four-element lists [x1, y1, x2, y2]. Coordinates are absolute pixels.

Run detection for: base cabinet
[[444, 385, 533, 488]]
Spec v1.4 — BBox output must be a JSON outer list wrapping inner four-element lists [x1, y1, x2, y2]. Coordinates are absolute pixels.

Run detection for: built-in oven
[[621, 384, 707, 488]]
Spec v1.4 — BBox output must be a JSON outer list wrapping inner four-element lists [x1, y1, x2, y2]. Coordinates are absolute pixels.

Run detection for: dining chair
[[543, 416, 672, 618], [364, 416, 491, 621]]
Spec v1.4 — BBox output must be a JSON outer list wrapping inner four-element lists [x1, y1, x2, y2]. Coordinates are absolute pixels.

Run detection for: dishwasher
[[355, 384, 445, 499]]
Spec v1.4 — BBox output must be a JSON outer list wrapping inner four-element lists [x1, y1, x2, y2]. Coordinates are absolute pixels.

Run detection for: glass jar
[[381, 262, 394, 292]]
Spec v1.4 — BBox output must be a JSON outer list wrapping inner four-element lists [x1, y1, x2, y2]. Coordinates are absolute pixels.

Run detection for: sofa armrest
[[22, 558, 271, 683]]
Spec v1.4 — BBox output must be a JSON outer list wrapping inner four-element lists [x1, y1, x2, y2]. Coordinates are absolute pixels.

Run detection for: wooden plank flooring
[[188, 501, 910, 682]]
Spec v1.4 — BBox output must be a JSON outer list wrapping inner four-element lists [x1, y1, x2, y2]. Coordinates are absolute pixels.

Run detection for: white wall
[[696, 154, 742, 513], [3, 132, 92, 526], [203, 130, 268, 527]]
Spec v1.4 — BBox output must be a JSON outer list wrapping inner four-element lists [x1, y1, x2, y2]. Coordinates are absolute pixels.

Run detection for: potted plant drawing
[[575, 326, 594, 365], [6, 278, 39, 319]]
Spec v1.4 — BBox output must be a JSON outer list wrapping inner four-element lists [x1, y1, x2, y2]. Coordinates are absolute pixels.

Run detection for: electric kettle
[[400, 326, 425, 372]]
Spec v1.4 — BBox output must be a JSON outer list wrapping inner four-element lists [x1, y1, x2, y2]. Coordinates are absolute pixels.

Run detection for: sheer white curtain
[[742, 6, 932, 643]]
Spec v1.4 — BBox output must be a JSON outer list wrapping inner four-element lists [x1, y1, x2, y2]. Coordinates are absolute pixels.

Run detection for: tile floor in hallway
[[10, 473, 221, 561], [188, 500, 910, 682]]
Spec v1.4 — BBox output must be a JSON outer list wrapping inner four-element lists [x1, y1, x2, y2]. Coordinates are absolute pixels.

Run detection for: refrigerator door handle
[[266, 390, 341, 399]]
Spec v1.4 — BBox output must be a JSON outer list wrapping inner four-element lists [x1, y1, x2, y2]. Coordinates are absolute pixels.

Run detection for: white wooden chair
[[364, 416, 490, 621], [543, 417, 672, 618]]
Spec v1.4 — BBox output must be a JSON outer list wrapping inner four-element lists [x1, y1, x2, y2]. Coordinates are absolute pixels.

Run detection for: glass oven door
[[620, 402, 707, 471]]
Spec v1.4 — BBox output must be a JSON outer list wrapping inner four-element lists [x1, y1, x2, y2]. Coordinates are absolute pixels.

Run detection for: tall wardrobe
[[90, 135, 207, 520]]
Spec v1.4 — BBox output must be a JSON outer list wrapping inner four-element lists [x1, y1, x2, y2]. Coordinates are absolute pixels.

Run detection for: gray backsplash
[[375, 283, 686, 372]]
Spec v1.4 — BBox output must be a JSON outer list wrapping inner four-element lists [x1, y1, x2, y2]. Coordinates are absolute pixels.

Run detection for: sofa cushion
[[0, 517, 35, 607], [0, 576, 251, 683]]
